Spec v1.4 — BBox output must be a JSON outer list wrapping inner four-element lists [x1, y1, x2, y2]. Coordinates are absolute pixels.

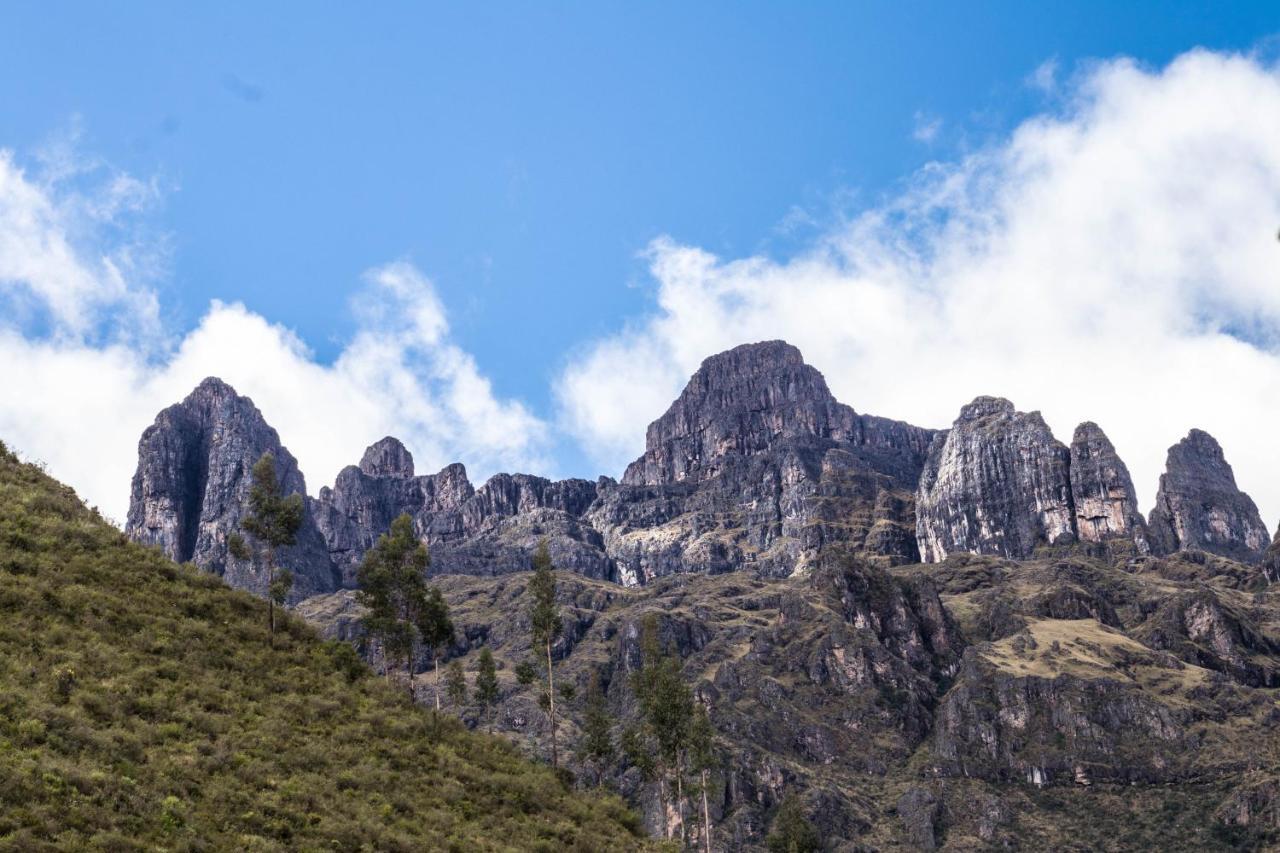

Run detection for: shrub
[[0, 450, 645, 849]]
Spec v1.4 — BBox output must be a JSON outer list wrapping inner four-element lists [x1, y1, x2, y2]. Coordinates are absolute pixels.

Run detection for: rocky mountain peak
[[191, 375, 238, 399], [622, 339, 856, 486], [359, 436, 415, 479], [1148, 429, 1269, 562], [917, 397, 1075, 562], [1068, 421, 1150, 553], [125, 378, 338, 598], [957, 396, 1016, 422]]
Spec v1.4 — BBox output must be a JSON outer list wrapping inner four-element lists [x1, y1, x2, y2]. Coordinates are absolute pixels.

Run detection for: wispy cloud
[[1027, 57, 1059, 93], [557, 49, 1280, 526], [912, 111, 942, 143], [0, 146, 548, 522]]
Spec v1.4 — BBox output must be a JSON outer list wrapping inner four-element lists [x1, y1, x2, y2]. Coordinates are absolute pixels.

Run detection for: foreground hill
[[0, 442, 644, 851]]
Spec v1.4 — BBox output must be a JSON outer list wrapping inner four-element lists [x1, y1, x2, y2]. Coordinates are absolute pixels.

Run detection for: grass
[[0, 445, 646, 852]]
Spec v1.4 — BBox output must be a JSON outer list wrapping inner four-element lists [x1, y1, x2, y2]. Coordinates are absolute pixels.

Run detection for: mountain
[[1147, 429, 1271, 563], [126, 377, 340, 599], [123, 340, 1280, 849], [0, 440, 644, 849], [132, 341, 938, 591]]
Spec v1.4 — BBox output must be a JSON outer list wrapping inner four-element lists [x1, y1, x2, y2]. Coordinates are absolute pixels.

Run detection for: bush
[[0, 450, 645, 850]]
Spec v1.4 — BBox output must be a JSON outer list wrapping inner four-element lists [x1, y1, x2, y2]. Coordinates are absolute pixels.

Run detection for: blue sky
[[3, 3, 1280, 522]]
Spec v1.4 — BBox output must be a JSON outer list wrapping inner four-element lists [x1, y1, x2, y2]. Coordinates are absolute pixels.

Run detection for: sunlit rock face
[[593, 340, 938, 583], [1068, 421, 1150, 554], [916, 397, 1076, 562], [621, 340, 932, 488], [1147, 429, 1269, 563], [125, 377, 339, 599]]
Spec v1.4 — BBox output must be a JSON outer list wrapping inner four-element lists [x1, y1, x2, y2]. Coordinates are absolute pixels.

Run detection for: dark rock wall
[[125, 378, 339, 598], [1147, 429, 1270, 563], [128, 343, 1276, 598]]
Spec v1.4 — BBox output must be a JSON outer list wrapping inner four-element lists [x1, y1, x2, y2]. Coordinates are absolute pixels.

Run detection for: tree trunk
[[434, 653, 441, 711], [676, 761, 686, 845], [658, 775, 669, 839], [407, 648, 415, 702], [266, 547, 275, 647], [701, 768, 712, 853], [546, 638, 557, 768]]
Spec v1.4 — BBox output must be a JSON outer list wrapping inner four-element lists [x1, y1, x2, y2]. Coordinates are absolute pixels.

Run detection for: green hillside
[[0, 442, 645, 852]]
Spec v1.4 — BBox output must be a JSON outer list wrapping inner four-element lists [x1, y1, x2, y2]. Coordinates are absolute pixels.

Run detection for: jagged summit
[[126, 345, 1275, 598], [622, 339, 859, 487], [359, 436, 415, 478], [917, 396, 1075, 562], [956, 395, 1017, 421], [1069, 421, 1150, 552], [1148, 429, 1269, 562], [125, 376, 339, 598]]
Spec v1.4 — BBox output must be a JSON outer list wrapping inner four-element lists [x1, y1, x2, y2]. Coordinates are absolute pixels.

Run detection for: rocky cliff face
[[592, 341, 937, 583], [1068, 421, 1150, 553], [915, 405, 1269, 565], [916, 398, 1076, 562], [313, 441, 611, 584], [125, 378, 338, 598], [120, 342, 1280, 850], [622, 340, 931, 487], [129, 345, 1275, 600], [310, 439, 469, 586], [1147, 429, 1269, 563], [1264, 525, 1280, 584]]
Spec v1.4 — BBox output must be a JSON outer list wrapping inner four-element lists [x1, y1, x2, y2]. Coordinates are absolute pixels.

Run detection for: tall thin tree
[[228, 452, 302, 647], [445, 659, 467, 711], [578, 671, 616, 787], [689, 702, 717, 853], [474, 646, 500, 734], [631, 614, 695, 841], [357, 513, 450, 701], [527, 539, 563, 767], [419, 586, 454, 711]]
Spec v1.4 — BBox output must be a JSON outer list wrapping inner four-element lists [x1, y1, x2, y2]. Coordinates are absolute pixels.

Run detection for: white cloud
[[556, 49, 1280, 528], [912, 111, 942, 143], [1028, 57, 1060, 93], [0, 149, 549, 523]]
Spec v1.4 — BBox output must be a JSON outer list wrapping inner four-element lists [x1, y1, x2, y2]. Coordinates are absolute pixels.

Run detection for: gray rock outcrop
[[591, 341, 938, 583], [1264, 525, 1280, 584], [129, 341, 941, 592], [916, 398, 1076, 562], [313, 443, 611, 584], [1068, 422, 1150, 554], [1147, 430, 1269, 563], [125, 377, 339, 598]]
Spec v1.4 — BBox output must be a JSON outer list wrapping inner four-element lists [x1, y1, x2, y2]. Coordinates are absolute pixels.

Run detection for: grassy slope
[[0, 445, 645, 852]]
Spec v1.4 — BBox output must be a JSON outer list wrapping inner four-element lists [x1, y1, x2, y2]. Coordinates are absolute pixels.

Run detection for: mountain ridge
[[127, 340, 1277, 589], [101, 340, 1280, 848]]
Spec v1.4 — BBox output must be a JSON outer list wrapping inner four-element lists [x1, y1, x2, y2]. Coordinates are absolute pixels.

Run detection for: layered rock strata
[[1068, 421, 1150, 553], [1147, 429, 1270, 563], [915, 398, 1075, 562]]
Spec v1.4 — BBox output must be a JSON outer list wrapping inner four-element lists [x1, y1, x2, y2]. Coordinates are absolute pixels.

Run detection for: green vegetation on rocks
[[0, 450, 644, 851]]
